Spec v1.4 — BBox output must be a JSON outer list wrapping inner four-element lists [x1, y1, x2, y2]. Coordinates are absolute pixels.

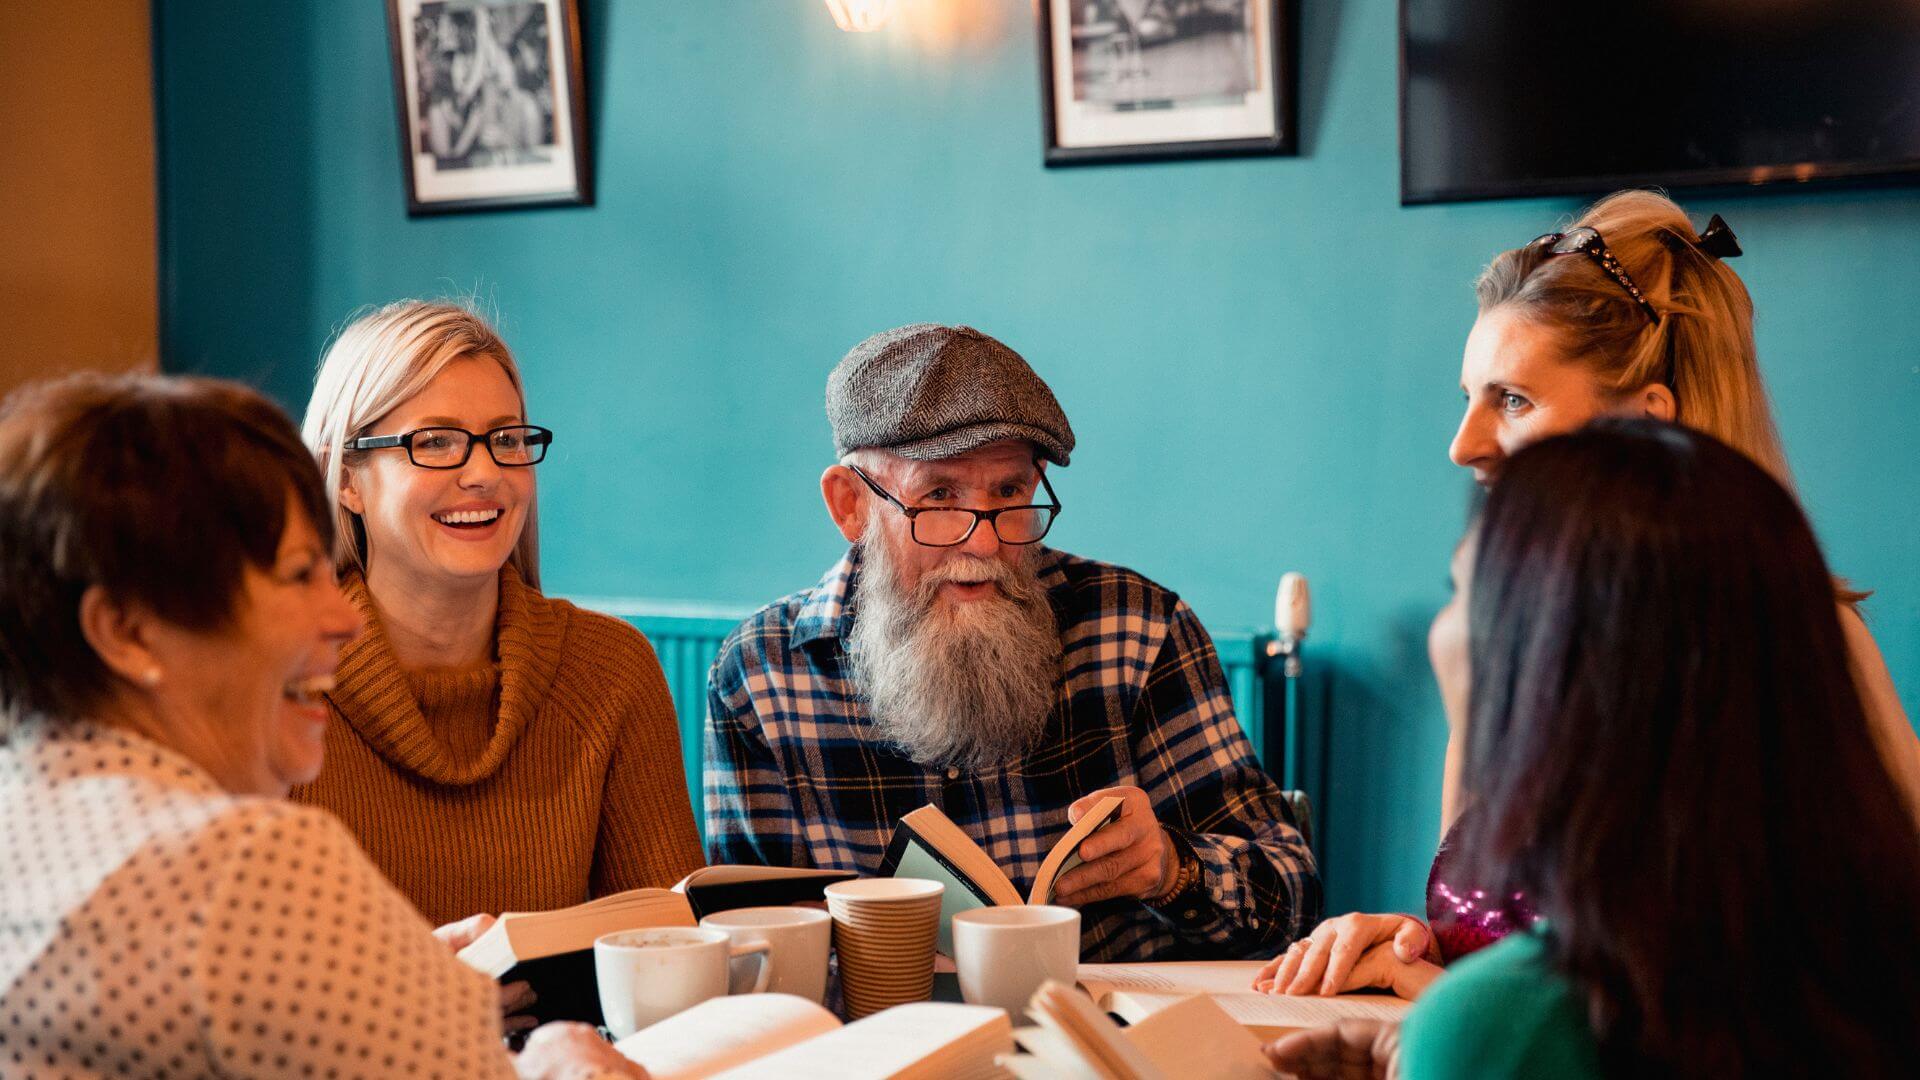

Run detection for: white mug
[[952, 905, 1080, 1022], [699, 906, 832, 1004], [594, 927, 772, 1038]]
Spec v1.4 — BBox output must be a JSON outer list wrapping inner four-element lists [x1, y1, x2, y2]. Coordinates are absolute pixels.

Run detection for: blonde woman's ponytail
[[1476, 189, 1864, 602]]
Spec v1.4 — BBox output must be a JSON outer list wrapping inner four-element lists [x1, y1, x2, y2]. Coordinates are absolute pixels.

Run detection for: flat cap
[[826, 324, 1074, 466]]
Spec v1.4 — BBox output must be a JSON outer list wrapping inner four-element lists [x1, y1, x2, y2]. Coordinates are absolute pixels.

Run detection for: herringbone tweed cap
[[826, 324, 1074, 465]]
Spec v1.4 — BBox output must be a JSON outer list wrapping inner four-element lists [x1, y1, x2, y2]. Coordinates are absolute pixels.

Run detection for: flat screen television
[[1400, 0, 1920, 204]]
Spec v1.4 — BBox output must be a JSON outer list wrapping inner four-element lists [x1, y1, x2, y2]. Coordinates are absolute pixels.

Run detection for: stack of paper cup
[[824, 878, 945, 1019]]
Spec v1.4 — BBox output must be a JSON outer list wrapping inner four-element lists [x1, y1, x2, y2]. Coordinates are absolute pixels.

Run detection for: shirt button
[[946, 767, 960, 780]]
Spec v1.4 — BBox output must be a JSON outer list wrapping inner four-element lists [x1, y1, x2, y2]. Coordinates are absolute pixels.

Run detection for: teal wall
[[155, 0, 1920, 915]]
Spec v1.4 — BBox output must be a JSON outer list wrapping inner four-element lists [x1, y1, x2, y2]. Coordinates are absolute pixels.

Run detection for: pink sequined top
[[1425, 812, 1541, 964]]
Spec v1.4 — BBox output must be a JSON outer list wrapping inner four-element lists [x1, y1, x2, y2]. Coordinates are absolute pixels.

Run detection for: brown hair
[[1461, 420, 1920, 1076], [1476, 189, 1791, 486], [0, 373, 333, 732]]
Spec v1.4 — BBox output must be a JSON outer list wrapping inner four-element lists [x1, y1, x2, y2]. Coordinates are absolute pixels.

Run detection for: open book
[[879, 797, 1124, 953], [453, 867, 857, 1025], [672, 865, 857, 919], [614, 993, 1011, 1080], [455, 888, 697, 1026], [1078, 961, 1411, 1038], [1009, 981, 1275, 1080]]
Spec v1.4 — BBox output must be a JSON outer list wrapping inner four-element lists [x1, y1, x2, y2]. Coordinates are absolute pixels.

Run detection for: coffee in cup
[[594, 926, 772, 1038]]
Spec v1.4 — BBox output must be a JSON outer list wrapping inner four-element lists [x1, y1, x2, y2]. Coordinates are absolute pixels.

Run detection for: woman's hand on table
[[434, 913, 539, 1034], [1264, 1020, 1401, 1080], [514, 1022, 650, 1079], [1327, 942, 1443, 1000], [1254, 913, 1440, 997]]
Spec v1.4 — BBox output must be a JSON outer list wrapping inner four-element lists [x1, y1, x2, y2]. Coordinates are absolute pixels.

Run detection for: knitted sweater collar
[[327, 564, 565, 786]]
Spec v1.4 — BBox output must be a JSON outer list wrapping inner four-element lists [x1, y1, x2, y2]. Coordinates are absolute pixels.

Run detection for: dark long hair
[[1458, 419, 1920, 1077]]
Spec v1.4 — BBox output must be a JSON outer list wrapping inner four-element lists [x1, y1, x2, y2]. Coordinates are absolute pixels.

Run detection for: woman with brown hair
[[0, 373, 642, 1078], [1270, 422, 1920, 1078]]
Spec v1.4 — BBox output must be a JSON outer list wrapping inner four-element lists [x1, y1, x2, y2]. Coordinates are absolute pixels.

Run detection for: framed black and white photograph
[[1039, 0, 1295, 166], [386, 0, 591, 215]]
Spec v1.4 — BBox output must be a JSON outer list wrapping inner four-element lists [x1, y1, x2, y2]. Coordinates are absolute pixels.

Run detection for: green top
[[1400, 930, 1606, 1080]]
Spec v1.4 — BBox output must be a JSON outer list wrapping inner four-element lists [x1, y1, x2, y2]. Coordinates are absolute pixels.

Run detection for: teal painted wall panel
[[155, 0, 1920, 915]]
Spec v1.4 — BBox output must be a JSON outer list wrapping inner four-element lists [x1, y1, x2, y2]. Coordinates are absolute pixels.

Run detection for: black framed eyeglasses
[[344, 425, 553, 469], [847, 464, 1062, 547], [1531, 226, 1660, 323]]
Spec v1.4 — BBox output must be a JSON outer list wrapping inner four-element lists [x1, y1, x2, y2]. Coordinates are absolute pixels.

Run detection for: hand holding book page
[[433, 913, 539, 1034], [1049, 786, 1183, 908], [881, 795, 1124, 953]]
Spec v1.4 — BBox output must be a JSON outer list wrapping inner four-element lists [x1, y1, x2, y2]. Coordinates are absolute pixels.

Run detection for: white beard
[[847, 525, 1063, 771]]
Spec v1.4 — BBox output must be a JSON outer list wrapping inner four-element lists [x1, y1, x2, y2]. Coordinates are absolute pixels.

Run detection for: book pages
[[1078, 961, 1409, 1035], [710, 1001, 1011, 1080], [614, 993, 840, 1080]]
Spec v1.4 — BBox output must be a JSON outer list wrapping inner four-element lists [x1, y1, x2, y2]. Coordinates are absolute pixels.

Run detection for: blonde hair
[[303, 300, 541, 588], [1477, 190, 1865, 602], [1477, 189, 1792, 488]]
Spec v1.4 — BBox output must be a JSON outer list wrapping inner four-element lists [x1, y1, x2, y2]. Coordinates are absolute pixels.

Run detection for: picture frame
[[386, 0, 592, 215], [1038, 0, 1296, 166]]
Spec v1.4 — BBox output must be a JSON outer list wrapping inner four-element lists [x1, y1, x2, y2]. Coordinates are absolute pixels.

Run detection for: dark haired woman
[[0, 373, 644, 1079], [1268, 421, 1920, 1078]]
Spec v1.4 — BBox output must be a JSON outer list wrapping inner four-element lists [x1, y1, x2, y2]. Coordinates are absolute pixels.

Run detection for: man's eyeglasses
[[1530, 226, 1660, 323], [345, 425, 553, 469], [847, 464, 1062, 547]]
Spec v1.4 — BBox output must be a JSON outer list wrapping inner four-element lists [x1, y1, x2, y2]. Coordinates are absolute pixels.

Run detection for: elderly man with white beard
[[703, 324, 1320, 962]]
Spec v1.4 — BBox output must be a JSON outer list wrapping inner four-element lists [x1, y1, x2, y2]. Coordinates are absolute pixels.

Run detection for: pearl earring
[[141, 666, 163, 688]]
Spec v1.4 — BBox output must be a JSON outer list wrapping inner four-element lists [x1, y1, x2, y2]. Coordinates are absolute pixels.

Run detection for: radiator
[[579, 601, 1276, 840]]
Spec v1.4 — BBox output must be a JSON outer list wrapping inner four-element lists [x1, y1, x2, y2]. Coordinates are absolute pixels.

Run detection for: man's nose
[[957, 514, 1004, 559]]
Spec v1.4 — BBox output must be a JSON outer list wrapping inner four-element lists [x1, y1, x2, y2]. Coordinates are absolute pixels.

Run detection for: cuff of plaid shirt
[[1144, 828, 1290, 954]]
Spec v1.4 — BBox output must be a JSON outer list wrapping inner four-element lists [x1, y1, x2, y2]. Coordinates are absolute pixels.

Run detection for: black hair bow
[[1694, 214, 1742, 258]]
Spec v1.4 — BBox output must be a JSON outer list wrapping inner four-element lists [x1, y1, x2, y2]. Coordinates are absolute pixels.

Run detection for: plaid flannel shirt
[[703, 545, 1320, 961]]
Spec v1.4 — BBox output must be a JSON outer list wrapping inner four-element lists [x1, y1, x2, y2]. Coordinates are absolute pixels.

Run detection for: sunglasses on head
[[1529, 227, 1660, 324], [1527, 214, 1742, 326]]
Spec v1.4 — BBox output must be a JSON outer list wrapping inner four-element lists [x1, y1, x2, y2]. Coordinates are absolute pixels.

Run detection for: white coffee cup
[[699, 906, 832, 1004], [594, 927, 772, 1038], [952, 905, 1080, 1021]]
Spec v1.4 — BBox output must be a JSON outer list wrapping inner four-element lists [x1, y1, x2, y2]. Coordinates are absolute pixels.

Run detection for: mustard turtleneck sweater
[[291, 566, 705, 928]]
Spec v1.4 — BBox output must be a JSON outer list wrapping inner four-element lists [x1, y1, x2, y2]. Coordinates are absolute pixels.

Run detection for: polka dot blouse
[[0, 721, 519, 1079]]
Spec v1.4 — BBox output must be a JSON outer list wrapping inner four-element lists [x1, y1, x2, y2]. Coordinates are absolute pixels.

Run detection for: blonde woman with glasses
[[295, 301, 703, 1019]]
